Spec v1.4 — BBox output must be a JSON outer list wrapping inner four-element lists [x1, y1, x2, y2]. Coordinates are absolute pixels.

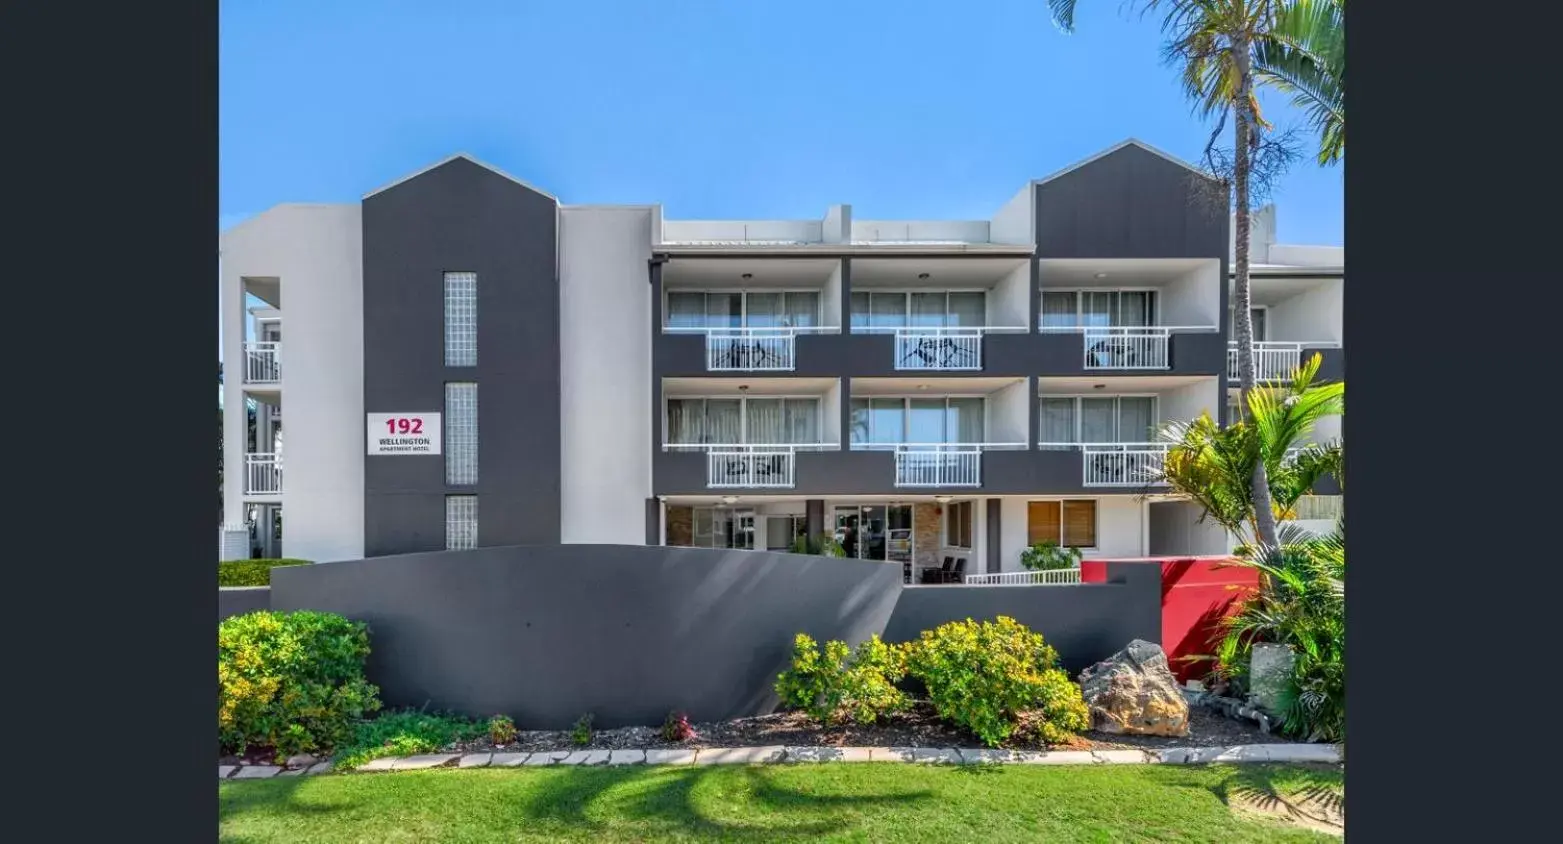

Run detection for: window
[[666, 397, 820, 445], [849, 291, 988, 330], [1038, 396, 1157, 448], [445, 383, 478, 485], [1027, 500, 1097, 548], [945, 501, 973, 548], [850, 397, 985, 445], [443, 272, 477, 366], [1039, 290, 1159, 328], [446, 496, 478, 550], [664, 291, 820, 329]]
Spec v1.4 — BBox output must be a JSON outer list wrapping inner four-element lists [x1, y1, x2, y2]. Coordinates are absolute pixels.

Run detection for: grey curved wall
[[271, 544, 904, 729], [269, 544, 1161, 729]]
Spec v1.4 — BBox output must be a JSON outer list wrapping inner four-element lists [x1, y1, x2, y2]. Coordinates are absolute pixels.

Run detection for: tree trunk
[[1232, 37, 1281, 550]]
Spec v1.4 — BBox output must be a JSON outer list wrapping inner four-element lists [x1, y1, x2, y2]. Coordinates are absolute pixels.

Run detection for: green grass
[[332, 710, 487, 770], [220, 762, 1342, 843]]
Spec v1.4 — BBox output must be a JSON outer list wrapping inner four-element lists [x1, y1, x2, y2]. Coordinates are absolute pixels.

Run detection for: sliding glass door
[[667, 397, 821, 445], [1039, 396, 1157, 446], [851, 291, 987, 330], [1040, 290, 1159, 328], [665, 291, 820, 329], [850, 397, 985, 446]]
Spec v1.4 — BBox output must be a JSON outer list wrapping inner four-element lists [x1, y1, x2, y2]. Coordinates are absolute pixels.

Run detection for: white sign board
[[366, 412, 442, 455]]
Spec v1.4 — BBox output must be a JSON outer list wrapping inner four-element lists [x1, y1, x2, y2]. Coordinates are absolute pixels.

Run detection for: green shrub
[[218, 558, 312, 587], [904, 616, 1089, 747], [775, 633, 909, 726], [487, 714, 518, 746], [571, 713, 594, 746], [788, 533, 847, 557], [218, 610, 381, 761], [333, 709, 487, 770], [1019, 541, 1081, 571]]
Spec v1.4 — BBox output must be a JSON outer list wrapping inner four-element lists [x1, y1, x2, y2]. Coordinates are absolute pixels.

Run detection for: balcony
[[244, 452, 282, 495], [1079, 443, 1169, 487], [243, 341, 281, 384], [1227, 341, 1343, 383], [893, 444, 983, 487], [705, 445, 799, 488]]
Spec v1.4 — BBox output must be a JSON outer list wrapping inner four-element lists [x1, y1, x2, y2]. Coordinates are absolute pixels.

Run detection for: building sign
[[366, 412, 442, 455]]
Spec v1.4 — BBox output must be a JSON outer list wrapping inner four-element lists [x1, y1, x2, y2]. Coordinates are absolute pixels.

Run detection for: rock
[[1078, 640, 1190, 737]]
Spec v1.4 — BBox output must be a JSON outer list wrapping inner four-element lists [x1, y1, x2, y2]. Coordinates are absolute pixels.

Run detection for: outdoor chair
[[942, 557, 967, 584]]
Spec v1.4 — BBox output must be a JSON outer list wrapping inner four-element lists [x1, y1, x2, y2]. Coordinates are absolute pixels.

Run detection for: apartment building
[[219, 139, 1343, 575]]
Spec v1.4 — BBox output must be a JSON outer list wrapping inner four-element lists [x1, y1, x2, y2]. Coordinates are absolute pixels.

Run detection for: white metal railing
[[706, 446, 797, 488], [894, 327, 984, 370], [244, 341, 281, 383], [1039, 325, 1218, 370], [961, 568, 1083, 586], [663, 326, 841, 372], [244, 453, 282, 495], [1080, 443, 1170, 487], [894, 444, 983, 487], [1227, 341, 1302, 381]]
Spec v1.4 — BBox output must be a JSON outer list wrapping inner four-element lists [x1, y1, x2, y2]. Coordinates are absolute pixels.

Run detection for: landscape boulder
[[1078, 640, 1190, 737]]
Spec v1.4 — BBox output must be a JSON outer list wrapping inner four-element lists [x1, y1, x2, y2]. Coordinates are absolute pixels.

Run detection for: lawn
[[219, 762, 1343, 843]]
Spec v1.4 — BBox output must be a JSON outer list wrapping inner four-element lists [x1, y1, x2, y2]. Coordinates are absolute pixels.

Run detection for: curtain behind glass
[[785, 292, 819, 328], [1080, 397, 1117, 442], [850, 292, 871, 329], [850, 398, 871, 444], [947, 292, 985, 327], [706, 293, 741, 328], [907, 399, 945, 444], [1040, 398, 1076, 447], [910, 292, 945, 328], [1117, 291, 1152, 327], [745, 398, 784, 443], [745, 293, 782, 328], [1117, 397, 1155, 443], [869, 398, 905, 444], [870, 293, 905, 329], [1041, 292, 1077, 328], [946, 397, 984, 443], [666, 292, 706, 328], [1082, 292, 1113, 327], [706, 399, 741, 443], [667, 399, 702, 443], [783, 398, 819, 444]]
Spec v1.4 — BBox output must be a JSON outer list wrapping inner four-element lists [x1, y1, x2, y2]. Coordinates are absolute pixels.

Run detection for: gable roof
[[362, 153, 558, 201], [1032, 138, 1214, 187]]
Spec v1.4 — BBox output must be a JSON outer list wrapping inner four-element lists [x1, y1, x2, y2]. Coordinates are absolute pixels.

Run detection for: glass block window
[[444, 272, 477, 366], [446, 496, 478, 550], [445, 383, 478, 485]]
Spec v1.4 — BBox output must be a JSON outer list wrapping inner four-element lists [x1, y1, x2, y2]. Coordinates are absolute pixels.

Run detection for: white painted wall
[[989, 185, 1034, 245], [1161, 379, 1222, 425], [822, 263, 844, 328], [1232, 205, 1278, 264], [1268, 244, 1344, 267], [988, 262, 1030, 326], [1267, 280, 1343, 343], [823, 379, 843, 444], [988, 381, 1030, 444], [661, 219, 822, 243], [1147, 501, 1231, 556], [220, 204, 365, 563], [851, 220, 990, 243], [822, 205, 851, 244], [1161, 260, 1222, 326], [997, 495, 1143, 571], [560, 206, 656, 544]]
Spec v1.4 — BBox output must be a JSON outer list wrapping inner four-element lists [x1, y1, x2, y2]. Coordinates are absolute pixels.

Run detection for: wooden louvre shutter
[[1027, 501, 1061, 545], [1062, 500, 1097, 547]]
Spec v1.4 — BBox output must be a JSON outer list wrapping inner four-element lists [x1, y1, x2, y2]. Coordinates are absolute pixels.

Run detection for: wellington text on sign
[[366, 412, 443, 455]]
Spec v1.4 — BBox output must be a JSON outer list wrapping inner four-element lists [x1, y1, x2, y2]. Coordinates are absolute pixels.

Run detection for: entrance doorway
[[832, 504, 914, 580]]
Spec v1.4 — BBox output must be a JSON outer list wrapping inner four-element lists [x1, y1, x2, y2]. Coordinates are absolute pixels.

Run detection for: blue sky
[[221, 0, 1342, 241]]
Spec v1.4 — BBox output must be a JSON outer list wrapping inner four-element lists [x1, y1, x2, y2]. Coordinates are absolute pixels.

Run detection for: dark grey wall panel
[[1034, 143, 1229, 261], [882, 563, 1161, 675], [362, 157, 560, 556], [272, 544, 903, 728], [1307, 346, 1344, 383], [219, 587, 271, 621], [985, 500, 1001, 573]]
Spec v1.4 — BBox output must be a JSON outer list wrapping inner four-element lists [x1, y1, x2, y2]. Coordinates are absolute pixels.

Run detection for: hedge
[[218, 558, 312, 587]]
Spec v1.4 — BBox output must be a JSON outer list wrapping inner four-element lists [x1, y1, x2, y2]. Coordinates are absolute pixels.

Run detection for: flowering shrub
[[660, 710, 698, 742], [218, 610, 381, 761], [904, 616, 1088, 747], [775, 633, 909, 726]]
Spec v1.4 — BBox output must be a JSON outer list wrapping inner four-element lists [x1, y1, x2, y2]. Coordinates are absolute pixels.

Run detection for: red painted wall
[[1081, 558, 1260, 684]]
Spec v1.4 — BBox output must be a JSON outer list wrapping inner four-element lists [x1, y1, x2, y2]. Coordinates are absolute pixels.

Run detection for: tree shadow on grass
[[1211, 764, 1345, 833], [518, 764, 933, 841]]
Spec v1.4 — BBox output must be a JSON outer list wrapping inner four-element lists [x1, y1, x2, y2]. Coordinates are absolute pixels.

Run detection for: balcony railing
[[244, 341, 280, 384], [1067, 443, 1170, 487], [244, 452, 282, 495], [1226, 341, 1339, 382], [664, 326, 839, 372], [706, 447, 797, 488], [894, 327, 983, 370], [961, 568, 1083, 586], [1040, 325, 1216, 370]]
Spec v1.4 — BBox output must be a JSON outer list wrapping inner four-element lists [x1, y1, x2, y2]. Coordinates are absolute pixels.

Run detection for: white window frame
[[663, 289, 823, 330], [664, 395, 825, 446], [1025, 497, 1100, 551], [1040, 288, 1162, 328], [1037, 394, 1160, 446], [849, 395, 989, 446], [849, 288, 990, 331]]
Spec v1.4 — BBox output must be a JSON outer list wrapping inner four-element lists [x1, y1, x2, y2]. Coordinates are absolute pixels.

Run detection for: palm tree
[[1254, 0, 1344, 165], [1153, 353, 1343, 546], [1046, 0, 1291, 547]]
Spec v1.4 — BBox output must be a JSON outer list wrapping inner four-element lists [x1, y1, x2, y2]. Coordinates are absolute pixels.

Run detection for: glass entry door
[[693, 507, 755, 550], [832, 505, 913, 565]]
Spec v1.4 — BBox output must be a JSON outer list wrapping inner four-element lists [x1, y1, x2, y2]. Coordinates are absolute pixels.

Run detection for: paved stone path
[[219, 742, 1341, 779]]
